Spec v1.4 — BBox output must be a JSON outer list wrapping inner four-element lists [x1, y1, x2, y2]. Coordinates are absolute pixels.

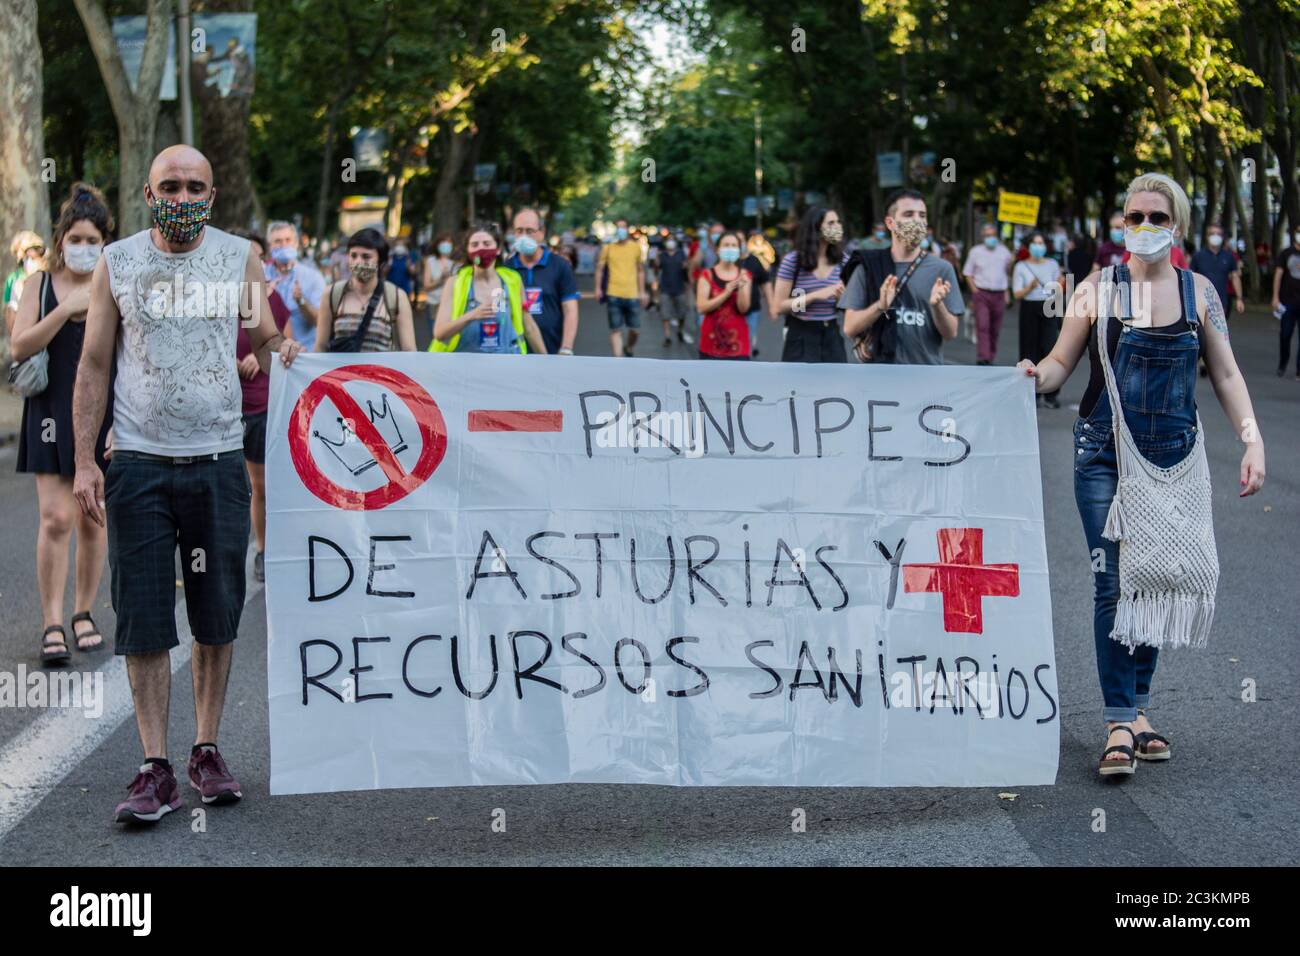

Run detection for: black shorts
[[781, 316, 848, 363], [243, 411, 268, 464], [105, 450, 251, 656]]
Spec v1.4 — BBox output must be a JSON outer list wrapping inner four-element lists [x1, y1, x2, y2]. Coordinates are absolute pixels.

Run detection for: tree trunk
[[192, 0, 257, 230], [74, 0, 173, 235], [1139, 57, 1190, 187], [0, 0, 51, 247], [1263, 27, 1300, 239], [315, 105, 340, 240], [432, 125, 473, 236]]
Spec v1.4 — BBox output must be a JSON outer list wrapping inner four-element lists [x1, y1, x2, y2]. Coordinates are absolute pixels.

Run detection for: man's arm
[[558, 261, 580, 352], [71, 259, 120, 527], [560, 298, 579, 352], [1272, 265, 1283, 308]]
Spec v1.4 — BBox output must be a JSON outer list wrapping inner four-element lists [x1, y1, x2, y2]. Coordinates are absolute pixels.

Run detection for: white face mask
[[1294, 231, 1300, 244], [22, 256, 41, 275], [1124, 223, 1174, 263], [1207, 233, 1223, 248], [64, 242, 102, 274]]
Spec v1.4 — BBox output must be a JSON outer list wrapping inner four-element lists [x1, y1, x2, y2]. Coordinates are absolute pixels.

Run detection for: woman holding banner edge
[[1018, 172, 1265, 778]]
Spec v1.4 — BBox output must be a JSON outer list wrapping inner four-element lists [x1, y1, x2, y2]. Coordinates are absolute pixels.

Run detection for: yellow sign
[[997, 191, 1041, 226]]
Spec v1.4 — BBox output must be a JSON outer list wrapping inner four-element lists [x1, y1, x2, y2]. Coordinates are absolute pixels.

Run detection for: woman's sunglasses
[[1123, 210, 1172, 227]]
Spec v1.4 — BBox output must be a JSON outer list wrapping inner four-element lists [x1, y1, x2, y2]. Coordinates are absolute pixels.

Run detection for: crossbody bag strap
[[349, 284, 385, 351], [1095, 266, 1136, 480], [37, 271, 49, 322], [891, 249, 928, 305]]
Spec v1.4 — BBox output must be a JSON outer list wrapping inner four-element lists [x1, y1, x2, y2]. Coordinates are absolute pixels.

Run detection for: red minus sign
[[468, 409, 564, 432]]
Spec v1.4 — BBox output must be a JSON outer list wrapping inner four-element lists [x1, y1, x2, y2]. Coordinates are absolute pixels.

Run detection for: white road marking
[[0, 545, 262, 843]]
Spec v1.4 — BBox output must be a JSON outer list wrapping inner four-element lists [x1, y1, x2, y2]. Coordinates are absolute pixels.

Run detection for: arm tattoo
[[1202, 285, 1229, 338]]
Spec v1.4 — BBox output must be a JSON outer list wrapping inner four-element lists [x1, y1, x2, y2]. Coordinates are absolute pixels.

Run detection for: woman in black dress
[[11, 183, 115, 666]]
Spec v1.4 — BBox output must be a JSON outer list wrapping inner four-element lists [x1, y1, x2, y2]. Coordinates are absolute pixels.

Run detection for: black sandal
[[1134, 708, 1171, 761], [40, 625, 71, 667], [70, 611, 105, 653], [1098, 724, 1136, 777]]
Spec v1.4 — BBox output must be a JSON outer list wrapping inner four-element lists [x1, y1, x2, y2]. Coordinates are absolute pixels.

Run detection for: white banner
[[265, 354, 1058, 793]]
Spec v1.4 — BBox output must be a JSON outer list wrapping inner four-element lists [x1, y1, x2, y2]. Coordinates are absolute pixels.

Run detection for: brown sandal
[[1098, 724, 1136, 777], [40, 624, 72, 667], [70, 611, 105, 652]]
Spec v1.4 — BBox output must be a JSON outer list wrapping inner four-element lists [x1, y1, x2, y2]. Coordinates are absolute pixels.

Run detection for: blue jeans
[[1073, 410, 1199, 723], [606, 296, 641, 330]]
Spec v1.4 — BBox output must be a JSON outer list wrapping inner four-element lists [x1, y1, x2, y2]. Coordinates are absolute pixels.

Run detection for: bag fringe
[[1103, 494, 1126, 542], [1110, 591, 1215, 652]]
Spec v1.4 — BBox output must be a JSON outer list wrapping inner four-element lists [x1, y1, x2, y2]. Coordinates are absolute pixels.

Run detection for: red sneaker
[[113, 763, 182, 824], [187, 745, 242, 805]]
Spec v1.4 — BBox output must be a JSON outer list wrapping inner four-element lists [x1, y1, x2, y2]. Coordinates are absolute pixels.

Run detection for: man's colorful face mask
[[147, 186, 212, 243]]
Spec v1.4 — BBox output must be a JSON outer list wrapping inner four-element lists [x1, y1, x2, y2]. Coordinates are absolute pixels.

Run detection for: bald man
[[72, 144, 303, 824]]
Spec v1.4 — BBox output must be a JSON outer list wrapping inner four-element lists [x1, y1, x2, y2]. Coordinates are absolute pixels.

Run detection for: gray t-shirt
[[105, 227, 250, 456], [839, 253, 964, 365]]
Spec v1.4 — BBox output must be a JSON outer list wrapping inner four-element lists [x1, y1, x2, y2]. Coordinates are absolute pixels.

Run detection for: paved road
[[0, 279, 1295, 865]]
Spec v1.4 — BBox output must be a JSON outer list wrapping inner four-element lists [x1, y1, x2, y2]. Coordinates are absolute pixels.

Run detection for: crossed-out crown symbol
[[313, 392, 409, 476]]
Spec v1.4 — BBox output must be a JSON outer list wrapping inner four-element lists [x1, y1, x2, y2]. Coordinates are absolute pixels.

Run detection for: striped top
[[776, 251, 842, 322], [332, 286, 396, 352]]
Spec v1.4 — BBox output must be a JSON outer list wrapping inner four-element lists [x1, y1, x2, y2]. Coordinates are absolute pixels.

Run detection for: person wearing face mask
[[696, 231, 754, 360], [265, 220, 325, 350], [691, 221, 726, 274], [842, 189, 964, 366], [1012, 232, 1064, 407], [505, 208, 580, 355], [5, 231, 46, 339], [70, 147, 302, 824], [596, 219, 647, 357], [962, 223, 1015, 365], [315, 228, 417, 353], [1190, 223, 1245, 329], [772, 206, 848, 362], [863, 221, 891, 251], [655, 234, 694, 347], [1271, 225, 1300, 378], [1092, 212, 1129, 273], [423, 233, 458, 328], [11, 184, 116, 667], [1019, 172, 1266, 778], [431, 223, 546, 355]]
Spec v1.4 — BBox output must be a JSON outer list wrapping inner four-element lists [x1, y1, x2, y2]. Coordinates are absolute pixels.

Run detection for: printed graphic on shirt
[[523, 287, 543, 314], [105, 229, 247, 452]]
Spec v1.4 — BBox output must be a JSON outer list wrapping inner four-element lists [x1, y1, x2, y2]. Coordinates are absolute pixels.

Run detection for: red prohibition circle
[[288, 364, 447, 510]]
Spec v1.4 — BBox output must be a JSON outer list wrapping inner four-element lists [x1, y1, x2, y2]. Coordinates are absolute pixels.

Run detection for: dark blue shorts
[[606, 296, 641, 330], [105, 450, 251, 656]]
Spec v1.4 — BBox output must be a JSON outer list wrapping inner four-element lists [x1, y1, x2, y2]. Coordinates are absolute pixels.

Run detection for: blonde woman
[[1018, 173, 1265, 777]]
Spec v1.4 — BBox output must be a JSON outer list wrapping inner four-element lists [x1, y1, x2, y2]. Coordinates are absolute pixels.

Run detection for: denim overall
[[1073, 265, 1201, 723], [457, 285, 520, 354]]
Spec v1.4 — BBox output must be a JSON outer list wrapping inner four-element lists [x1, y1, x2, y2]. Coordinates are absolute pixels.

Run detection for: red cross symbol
[[902, 528, 1019, 634]]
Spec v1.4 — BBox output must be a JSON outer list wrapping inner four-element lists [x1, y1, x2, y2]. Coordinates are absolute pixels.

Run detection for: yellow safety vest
[[428, 265, 527, 353]]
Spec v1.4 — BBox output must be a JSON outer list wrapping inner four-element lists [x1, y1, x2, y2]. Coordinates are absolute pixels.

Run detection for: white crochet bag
[[1096, 267, 1219, 650]]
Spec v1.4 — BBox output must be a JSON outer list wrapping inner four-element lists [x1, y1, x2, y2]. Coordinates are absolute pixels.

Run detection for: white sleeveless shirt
[[104, 226, 250, 456]]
